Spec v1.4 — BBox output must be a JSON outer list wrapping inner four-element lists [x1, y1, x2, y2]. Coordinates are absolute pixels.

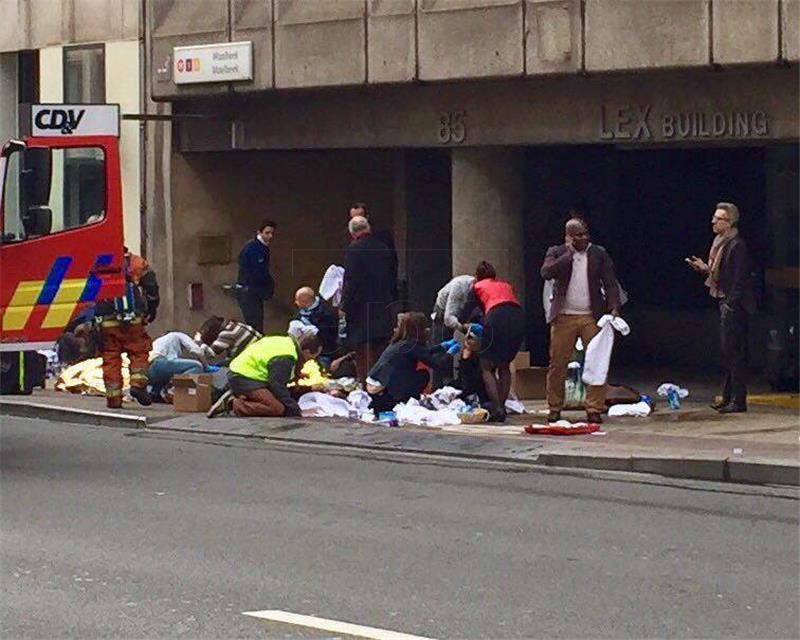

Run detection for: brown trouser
[[355, 339, 389, 382], [100, 322, 152, 399], [547, 314, 605, 413], [232, 387, 285, 417]]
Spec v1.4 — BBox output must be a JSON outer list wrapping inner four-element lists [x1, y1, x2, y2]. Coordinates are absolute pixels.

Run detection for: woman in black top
[[367, 312, 453, 413]]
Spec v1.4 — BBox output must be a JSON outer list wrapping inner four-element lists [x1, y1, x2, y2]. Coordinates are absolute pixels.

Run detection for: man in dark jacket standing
[[236, 220, 276, 333], [349, 202, 398, 300], [687, 202, 756, 413], [540, 217, 621, 424], [341, 216, 395, 381]]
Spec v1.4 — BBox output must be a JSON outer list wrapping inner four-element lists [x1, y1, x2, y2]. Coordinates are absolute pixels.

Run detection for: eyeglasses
[[712, 215, 730, 223]]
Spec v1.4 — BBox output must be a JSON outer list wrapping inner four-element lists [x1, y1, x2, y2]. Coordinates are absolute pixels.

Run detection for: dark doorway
[[404, 149, 452, 313], [525, 145, 791, 373]]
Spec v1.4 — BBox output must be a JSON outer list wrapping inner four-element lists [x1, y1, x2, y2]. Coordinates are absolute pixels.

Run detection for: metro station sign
[[173, 42, 253, 85]]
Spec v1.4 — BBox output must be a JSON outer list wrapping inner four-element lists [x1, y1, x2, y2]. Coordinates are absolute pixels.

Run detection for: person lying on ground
[[366, 312, 455, 414], [195, 316, 263, 363], [293, 286, 339, 368], [209, 334, 323, 418], [148, 331, 209, 400]]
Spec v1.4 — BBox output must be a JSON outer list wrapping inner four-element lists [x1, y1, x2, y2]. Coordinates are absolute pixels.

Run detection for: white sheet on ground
[[608, 400, 652, 417], [299, 392, 353, 418], [393, 397, 463, 427]]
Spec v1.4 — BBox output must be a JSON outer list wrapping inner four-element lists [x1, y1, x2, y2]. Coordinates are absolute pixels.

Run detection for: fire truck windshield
[[2, 145, 106, 243]]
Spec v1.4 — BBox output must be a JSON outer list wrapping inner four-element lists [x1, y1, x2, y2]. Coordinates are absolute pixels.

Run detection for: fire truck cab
[[0, 104, 126, 391]]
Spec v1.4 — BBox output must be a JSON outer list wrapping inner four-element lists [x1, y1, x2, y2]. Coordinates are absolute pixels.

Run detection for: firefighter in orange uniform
[[95, 247, 160, 408]]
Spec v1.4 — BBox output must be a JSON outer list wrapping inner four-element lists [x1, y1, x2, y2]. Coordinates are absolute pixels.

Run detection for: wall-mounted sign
[[30, 104, 120, 137], [173, 42, 253, 85], [599, 104, 770, 141]]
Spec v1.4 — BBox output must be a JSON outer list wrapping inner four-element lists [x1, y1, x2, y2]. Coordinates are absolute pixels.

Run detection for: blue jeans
[[148, 357, 204, 396]]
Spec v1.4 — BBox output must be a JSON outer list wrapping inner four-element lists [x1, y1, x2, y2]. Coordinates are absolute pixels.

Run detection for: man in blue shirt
[[236, 219, 276, 332]]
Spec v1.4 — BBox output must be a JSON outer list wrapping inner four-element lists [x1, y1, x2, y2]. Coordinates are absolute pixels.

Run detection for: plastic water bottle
[[378, 411, 399, 427], [667, 388, 681, 410]]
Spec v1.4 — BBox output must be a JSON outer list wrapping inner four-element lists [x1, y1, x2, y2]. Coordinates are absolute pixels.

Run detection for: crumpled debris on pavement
[[297, 385, 526, 427], [299, 391, 373, 421]]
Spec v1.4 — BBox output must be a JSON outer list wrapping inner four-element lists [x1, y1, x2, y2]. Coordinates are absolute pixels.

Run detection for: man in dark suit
[[236, 219, 276, 333], [540, 217, 621, 424], [687, 202, 756, 413], [349, 202, 398, 300], [341, 216, 395, 381]]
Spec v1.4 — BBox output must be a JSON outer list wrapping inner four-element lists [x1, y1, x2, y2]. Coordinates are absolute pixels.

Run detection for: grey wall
[[0, 0, 139, 52], [147, 0, 800, 100]]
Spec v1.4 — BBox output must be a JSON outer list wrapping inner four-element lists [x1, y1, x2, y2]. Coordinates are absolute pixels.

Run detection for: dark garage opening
[[524, 144, 798, 381]]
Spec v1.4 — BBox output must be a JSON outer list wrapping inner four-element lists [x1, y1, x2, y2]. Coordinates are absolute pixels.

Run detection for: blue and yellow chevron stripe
[[2, 255, 113, 332]]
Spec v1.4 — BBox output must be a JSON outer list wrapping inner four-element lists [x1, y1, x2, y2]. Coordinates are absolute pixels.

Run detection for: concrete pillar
[[451, 147, 525, 300]]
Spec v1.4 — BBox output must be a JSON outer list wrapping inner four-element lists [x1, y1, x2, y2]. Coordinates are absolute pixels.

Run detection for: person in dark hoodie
[[293, 286, 339, 368], [366, 312, 454, 413]]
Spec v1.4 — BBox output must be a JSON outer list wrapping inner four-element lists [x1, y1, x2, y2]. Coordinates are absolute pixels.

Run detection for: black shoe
[[130, 387, 152, 406], [207, 389, 233, 418], [710, 399, 729, 411], [716, 403, 747, 414], [586, 412, 604, 424], [547, 410, 561, 423], [489, 406, 507, 423]]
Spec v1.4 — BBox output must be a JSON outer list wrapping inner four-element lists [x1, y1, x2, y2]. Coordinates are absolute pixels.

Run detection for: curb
[[537, 452, 799, 486], [3, 399, 798, 487], [0, 400, 147, 430]]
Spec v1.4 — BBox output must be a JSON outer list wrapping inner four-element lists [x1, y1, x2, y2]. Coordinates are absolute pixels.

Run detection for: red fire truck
[[0, 104, 126, 393]]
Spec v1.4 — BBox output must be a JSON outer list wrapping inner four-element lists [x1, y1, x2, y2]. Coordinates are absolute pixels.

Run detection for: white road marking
[[242, 609, 436, 640]]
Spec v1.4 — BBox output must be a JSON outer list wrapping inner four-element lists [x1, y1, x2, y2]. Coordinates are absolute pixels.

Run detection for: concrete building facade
[[146, 2, 800, 371]]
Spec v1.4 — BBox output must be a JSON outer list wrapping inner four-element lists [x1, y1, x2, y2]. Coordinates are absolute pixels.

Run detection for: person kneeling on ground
[[452, 324, 489, 407], [366, 312, 454, 414], [210, 334, 322, 418]]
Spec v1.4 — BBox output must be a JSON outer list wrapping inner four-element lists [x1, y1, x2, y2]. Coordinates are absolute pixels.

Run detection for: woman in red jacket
[[468, 261, 525, 423]]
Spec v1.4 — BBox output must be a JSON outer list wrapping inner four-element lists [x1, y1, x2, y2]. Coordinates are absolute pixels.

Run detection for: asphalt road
[[1, 417, 798, 639]]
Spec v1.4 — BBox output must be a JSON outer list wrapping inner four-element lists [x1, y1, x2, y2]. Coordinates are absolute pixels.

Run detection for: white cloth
[[608, 401, 652, 417], [582, 315, 631, 386], [299, 392, 354, 418], [319, 265, 345, 307], [505, 395, 526, 414], [428, 386, 462, 409], [393, 397, 462, 427], [150, 332, 206, 361], [657, 383, 689, 399], [287, 319, 319, 341], [563, 250, 591, 315]]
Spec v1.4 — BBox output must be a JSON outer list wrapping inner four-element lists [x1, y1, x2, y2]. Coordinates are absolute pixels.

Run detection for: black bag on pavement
[[0, 351, 47, 395]]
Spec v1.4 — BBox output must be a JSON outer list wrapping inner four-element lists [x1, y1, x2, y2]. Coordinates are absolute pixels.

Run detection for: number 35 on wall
[[438, 111, 467, 144]]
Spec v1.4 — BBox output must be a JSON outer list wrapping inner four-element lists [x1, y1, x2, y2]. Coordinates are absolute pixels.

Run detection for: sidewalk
[[2, 388, 798, 486]]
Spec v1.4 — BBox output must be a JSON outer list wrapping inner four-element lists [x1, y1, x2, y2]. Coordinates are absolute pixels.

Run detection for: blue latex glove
[[206, 365, 221, 373], [440, 338, 461, 355], [467, 323, 484, 339]]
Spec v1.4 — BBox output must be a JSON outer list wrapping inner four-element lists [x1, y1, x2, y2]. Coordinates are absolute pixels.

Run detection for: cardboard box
[[512, 366, 548, 400], [172, 373, 213, 412], [510, 351, 531, 373]]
